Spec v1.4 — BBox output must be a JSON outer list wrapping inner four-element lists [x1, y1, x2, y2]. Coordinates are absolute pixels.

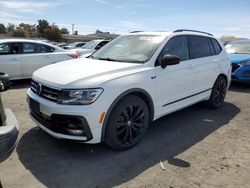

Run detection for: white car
[[27, 30, 231, 150], [0, 39, 78, 80], [63, 42, 86, 50], [71, 39, 109, 57]]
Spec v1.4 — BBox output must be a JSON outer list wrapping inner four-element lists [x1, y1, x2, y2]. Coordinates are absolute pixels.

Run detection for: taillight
[[67, 53, 79, 59]]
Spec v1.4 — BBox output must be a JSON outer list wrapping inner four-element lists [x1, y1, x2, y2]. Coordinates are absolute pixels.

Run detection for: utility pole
[[71, 24, 74, 35]]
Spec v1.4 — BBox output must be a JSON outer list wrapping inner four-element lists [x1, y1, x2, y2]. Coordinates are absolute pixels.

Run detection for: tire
[[206, 76, 227, 109], [105, 95, 149, 150]]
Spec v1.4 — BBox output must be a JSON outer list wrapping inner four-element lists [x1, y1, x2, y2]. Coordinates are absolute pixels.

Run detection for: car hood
[[230, 54, 250, 64], [33, 58, 143, 88]]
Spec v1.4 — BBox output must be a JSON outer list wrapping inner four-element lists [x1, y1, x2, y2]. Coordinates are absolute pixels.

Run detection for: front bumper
[[27, 89, 104, 143], [0, 109, 19, 162], [232, 64, 250, 83], [30, 111, 93, 141]]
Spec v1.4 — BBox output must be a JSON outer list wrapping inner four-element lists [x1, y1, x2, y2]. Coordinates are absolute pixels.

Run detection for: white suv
[[27, 30, 231, 150]]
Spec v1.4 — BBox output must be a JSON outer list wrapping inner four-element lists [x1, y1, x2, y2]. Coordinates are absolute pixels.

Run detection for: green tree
[[18, 23, 37, 37], [6, 23, 15, 33], [60, 27, 69, 34], [0, 23, 6, 33], [12, 27, 26, 37], [45, 25, 62, 42], [37, 19, 50, 37]]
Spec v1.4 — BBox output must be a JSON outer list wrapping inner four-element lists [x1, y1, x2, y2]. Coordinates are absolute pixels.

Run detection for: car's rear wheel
[[206, 76, 227, 109], [105, 95, 149, 150]]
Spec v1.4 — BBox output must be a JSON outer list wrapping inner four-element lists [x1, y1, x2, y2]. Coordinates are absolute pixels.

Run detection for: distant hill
[[220, 36, 248, 43]]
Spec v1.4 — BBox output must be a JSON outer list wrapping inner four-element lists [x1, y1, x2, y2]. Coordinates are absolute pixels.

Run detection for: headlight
[[57, 88, 103, 105], [241, 61, 250, 66]]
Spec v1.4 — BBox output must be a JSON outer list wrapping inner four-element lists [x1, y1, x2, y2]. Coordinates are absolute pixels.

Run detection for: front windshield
[[82, 41, 99, 49], [225, 42, 250, 54], [92, 35, 164, 63]]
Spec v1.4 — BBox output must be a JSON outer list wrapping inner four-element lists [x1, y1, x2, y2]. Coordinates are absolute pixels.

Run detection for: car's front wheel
[[105, 95, 149, 150]]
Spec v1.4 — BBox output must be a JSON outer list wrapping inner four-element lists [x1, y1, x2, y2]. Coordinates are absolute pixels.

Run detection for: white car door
[[0, 42, 22, 79], [154, 36, 195, 118], [21, 42, 55, 78]]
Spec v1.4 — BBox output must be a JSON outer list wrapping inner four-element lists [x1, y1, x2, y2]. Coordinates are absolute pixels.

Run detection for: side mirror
[[160, 55, 180, 69], [0, 73, 10, 92], [95, 45, 101, 50]]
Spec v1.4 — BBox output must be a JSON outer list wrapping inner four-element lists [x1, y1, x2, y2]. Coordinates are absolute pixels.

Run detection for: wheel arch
[[101, 88, 154, 142], [218, 73, 229, 85]]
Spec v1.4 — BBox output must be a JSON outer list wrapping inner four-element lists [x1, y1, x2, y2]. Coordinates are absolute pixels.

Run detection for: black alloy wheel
[[105, 95, 149, 150], [207, 76, 227, 109]]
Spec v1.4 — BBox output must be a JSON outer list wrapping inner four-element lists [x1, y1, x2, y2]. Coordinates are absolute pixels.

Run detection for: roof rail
[[173, 29, 213, 36], [130, 31, 143, 33]]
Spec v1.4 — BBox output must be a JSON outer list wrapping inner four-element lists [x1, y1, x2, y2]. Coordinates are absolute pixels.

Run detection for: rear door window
[[189, 36, 211, 59], [22, 43, 55, 53], [23, 43, 35, 53]]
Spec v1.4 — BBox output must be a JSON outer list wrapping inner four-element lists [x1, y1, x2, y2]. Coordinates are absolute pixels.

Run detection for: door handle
[[44, 55, 50, 58]]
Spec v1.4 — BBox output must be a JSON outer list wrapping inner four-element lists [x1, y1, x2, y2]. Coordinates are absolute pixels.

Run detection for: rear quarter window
[[45, 45, 56, 53], [189, 36, 211, 59], [211, 39, 222, 54]]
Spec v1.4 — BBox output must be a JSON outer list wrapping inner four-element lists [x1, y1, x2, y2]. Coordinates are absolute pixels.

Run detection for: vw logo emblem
[[36, 83, 42, 95]]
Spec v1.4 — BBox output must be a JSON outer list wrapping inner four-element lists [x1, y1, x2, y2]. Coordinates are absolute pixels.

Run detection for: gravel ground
[[0, 80, 249, 188]]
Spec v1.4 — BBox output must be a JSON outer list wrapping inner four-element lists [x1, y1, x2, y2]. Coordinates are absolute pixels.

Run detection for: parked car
[[0, 39, 78, 80], [63, 42, 86, 50], [27, 30, 231, 150], [56, 42, 67, 49], [0, 73, 18, 162], [225, 40, 250, 83], [71, 39, 109, 57]]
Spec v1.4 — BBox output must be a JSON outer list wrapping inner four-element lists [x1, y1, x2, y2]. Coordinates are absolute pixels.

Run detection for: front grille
[[232, 64, 240, 73], [31, 80, 61, 102]]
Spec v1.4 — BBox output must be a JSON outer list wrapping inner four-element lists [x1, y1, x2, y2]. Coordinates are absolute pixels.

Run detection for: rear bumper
[[0, 109, 19, 162]]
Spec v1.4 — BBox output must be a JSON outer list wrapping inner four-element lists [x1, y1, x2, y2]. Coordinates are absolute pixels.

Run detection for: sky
[[0, 0, 250, 38]]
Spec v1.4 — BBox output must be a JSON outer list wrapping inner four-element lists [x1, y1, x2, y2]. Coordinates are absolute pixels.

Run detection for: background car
[[225, 40, 250, 83], [0, 39, 79, 80], [0, 73, 18, 162], [71, 39, 110, 57], [63, 42, 86, 50]]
